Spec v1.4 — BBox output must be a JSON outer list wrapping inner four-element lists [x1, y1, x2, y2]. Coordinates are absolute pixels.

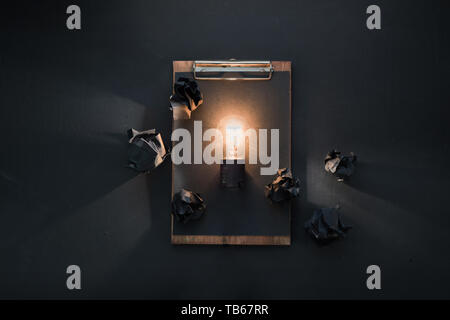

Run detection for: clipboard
[[171, 60, 292, 245]]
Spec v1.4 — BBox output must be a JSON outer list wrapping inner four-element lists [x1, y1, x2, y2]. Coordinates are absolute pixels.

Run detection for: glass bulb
[[226, 124, 243, 159]]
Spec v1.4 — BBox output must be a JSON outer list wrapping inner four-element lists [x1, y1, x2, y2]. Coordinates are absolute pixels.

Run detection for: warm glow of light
[[226, 124, 244, 158], [218, 116, 247, 160]]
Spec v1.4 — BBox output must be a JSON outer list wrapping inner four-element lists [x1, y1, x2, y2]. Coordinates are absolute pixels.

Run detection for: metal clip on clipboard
[[193, 60, 273, 80]]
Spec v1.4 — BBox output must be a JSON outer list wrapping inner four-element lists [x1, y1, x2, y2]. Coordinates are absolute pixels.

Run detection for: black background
[[0, 0, 449, 299]]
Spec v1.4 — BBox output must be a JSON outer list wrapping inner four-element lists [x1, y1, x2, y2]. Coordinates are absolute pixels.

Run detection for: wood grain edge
[[289, 60, 292, 240], [173, 61, 194, 72], [272, 61, 291, 72], [171, 235, 291, 245]]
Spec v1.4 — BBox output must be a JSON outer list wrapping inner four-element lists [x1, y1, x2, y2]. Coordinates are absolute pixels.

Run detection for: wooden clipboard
[[171, 60, 292, 245]]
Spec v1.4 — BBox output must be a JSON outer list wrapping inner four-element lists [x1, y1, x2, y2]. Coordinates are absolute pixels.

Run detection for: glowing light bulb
[[226, 124, 244, 159], [219, 116, 246, 188]]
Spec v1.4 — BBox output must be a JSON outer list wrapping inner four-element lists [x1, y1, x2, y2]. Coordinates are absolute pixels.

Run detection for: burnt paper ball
[[171, 189, 206, 224], [265, 168, 301, 202], [127, 128, 167, 173], [169, 77, 203, 119], [304, 206, 352, 243], [324, 150, 357, 181]]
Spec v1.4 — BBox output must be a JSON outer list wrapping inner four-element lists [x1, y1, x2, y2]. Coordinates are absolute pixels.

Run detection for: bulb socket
[[220, 159, 245, 188]]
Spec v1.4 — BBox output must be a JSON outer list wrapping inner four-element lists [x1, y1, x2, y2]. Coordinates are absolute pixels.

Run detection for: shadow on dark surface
[[347, 161, 449, 216], [1, 132, 138, 218]]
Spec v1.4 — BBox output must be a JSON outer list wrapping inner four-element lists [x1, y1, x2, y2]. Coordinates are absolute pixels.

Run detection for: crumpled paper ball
[[127, 128, 168, 173], [169, 77, 203, 119], [264, 168, 301, 202], [171, 189, 206, 224], [304, 206, 352, 242], [324, 150, 357, 181]]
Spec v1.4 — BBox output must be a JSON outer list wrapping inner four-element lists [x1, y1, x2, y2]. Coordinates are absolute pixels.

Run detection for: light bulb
[[226, 124, 243, 159], [219, 116, 246, 188]]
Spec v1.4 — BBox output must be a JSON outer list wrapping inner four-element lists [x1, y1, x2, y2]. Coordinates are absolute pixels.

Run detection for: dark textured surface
[[0, 0, 449, 299], [172, 71, 291, 236]]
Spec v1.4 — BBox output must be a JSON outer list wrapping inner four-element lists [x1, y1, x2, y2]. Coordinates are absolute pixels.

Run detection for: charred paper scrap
[[265, 168, 301, 202], [169, 77, 203, 120], [127, 128, 167, 172], [304, 206, 351, 242], [324, 150, 357, 181], [171, 189, 206, 224]]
